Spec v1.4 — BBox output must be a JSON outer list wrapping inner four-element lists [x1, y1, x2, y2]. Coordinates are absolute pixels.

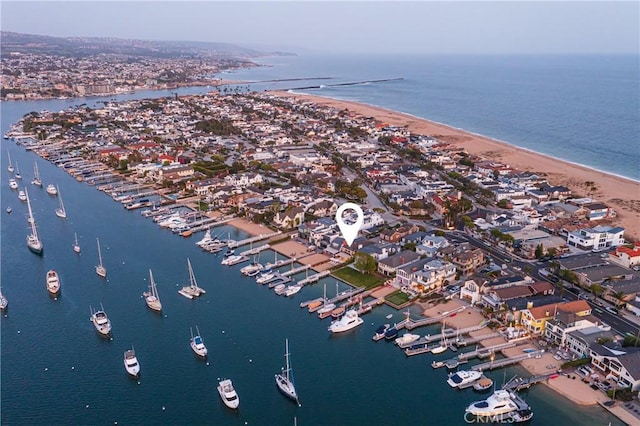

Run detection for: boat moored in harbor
[[465, 389, 526, 419], [178, 258, 206, 299], [8, 178, 18, 190], [124, 347, 140, 377], [46, 270, 61, 296], [90, 304, 112, 336], [95, 238, 107, 278], [25, 188, 43, 255], [328, 309, 363, 333], [190, 326, 208, 358], [218, 379, 239, 409], [143, 269, 162, 312], [447, 370, 483, 388], [46, 184, 57, 195], [275, 338, 300, 405]]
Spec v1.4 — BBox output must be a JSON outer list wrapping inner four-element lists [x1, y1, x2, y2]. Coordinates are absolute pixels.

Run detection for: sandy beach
[[272, 91, 640, 240]]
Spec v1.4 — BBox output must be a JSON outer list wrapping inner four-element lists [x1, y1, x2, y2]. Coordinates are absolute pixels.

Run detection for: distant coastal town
[[5, 81, 640, 423]]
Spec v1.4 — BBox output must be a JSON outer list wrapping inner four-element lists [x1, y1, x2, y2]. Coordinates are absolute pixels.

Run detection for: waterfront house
[[377, 250, 421, 276], [544, 311, 611, 348], [590, 351, 640, 391], [519, 300, 591, 335], [274, 207, 305, 230]]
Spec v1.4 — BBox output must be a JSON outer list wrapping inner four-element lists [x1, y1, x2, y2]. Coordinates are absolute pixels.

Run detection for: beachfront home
[[608, 243, 640, 269], [590, 351, 640, 391], [567, 225, 625, 251], [544, 312, 611, 348], [519, 300, 591, 336]]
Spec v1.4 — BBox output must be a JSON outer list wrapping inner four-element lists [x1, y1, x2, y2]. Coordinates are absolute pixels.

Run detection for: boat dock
[[242, 244, 270, 256], [471, 350, 544, 372], [356, 298, 385, 315], [327, 287, 366, 304], [267, 275, 293, 288], [458, 342, 518, 362], [297, 270, 331, 286], [502, 374, 554, 391], [190, 216, 235, 233], [396, 323, 490, 349], [404, 306, 467, 330], [227, 231, 282, 248], [372, 312, 413, 341], [265, 257, 296, 270], [281, 264, 311, 277], [453, 332, 501, 347]]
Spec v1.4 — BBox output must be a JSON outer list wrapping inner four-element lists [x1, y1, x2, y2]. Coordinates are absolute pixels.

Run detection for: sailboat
[[7, 150, 14, 173], [31, 162, 42, 187], [73, 233, 81, 253], [25, 188, 43, 255], [95, 238, 107, 278], [431, 321, 448, 355], [178, 258, 206, 299], [14, 161, 21, 179], [55, 186, 66, 218], [143, 269, 162, 312], [275, 338, 300, 405]]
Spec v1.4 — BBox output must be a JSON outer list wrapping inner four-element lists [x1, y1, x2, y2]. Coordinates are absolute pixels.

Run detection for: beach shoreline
[[271, 90, 640, 240]]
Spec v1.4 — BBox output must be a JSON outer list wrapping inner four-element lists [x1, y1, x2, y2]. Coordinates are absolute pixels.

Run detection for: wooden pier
[[227, 231, 282, 248], [265, 257, 296, 270], [502, 373, 554, 391], [404, 306, 467, 330], [298, 270, 331, 286], [458, 342, 518, 362], [243, 244, 270, 256], [281, 264, 311, 277], [396, 323, 490, 349], [471, 350, 544, 372]]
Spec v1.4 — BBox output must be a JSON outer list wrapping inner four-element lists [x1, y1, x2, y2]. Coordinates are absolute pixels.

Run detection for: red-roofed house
[[609, 244, 640, 269]]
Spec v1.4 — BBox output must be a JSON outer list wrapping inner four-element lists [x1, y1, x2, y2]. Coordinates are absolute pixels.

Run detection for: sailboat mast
[[97, 238, 103, 266], [57, 186, 64, 211], [285, 338, 291, 379], [188, 258, 197, 288], [25, 188, 38, 238]]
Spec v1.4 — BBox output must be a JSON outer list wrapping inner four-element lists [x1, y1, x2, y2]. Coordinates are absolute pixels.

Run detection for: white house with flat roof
[[567, 226, 625, 251]]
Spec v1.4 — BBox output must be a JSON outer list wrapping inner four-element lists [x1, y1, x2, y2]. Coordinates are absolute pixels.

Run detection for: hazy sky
[[1, 1, 638, 54]]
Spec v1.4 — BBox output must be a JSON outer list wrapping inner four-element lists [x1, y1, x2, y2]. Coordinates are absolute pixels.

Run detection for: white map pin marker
[[336, 202, 364, 247]]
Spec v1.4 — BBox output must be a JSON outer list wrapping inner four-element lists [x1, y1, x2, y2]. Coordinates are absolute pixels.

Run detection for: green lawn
[[332, 267, 385, 289], [385, 290, 410, 306]]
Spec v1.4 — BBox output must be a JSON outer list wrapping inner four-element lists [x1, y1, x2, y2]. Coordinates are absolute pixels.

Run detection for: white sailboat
[[178, 258, 206, 299], [96, 238, 107, 278], [73, 233, 81, 253], [25, 188, 43, 255], [431, 321, 448, 355], [7, 150, 14, 173], [143, 269, 162, 312], [275, 338, 300, 405], [31, 162, 42, 187], [55, 186, 66, 218], [14, 161, 21, 179]]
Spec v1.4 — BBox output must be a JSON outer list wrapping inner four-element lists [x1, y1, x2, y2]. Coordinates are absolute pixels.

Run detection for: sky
[[1, 1, 638, 55]]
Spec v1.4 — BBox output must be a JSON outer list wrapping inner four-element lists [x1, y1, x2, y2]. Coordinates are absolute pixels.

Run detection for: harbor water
[[0, 87, 625, 424]]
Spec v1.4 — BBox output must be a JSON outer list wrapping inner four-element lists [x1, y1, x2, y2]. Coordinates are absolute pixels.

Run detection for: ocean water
[[228, 54, 640, 181], [0, 84, 625, 425]]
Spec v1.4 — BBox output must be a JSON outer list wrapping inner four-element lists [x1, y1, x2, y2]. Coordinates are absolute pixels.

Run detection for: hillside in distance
[[1, 31, 294, 59]]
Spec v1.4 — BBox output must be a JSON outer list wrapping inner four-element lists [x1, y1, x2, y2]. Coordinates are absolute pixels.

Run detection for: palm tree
[[611, 291, 626, 307]]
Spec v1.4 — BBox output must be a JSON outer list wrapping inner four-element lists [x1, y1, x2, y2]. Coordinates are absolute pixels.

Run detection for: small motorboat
[[45, 270, 61, 296], [6, 206, 12, 214]]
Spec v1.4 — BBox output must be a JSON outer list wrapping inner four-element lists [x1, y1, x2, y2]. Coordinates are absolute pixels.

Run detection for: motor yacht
[[447, 370, 483, 388], [328, 309, 363, 333], [46, 270, 61, 296], [124, 347, 140, 377], [465, 390, 519, 417], [218, 379, 239, 409], [90, 305, 112, 336], [190, 326, 208, 358]]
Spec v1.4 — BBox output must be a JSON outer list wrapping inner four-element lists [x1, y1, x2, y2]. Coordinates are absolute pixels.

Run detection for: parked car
[[605, 307, 619, 315]]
